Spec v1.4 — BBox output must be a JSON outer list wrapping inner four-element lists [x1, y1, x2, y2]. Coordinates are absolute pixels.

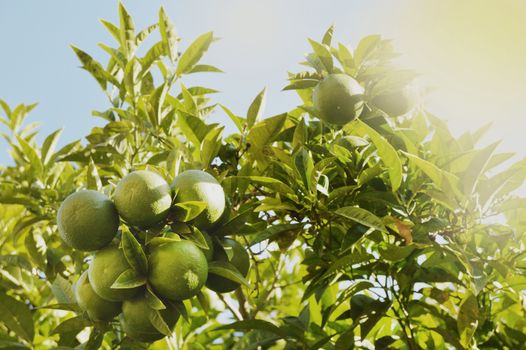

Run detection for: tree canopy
[[1, 4, 526, 350]]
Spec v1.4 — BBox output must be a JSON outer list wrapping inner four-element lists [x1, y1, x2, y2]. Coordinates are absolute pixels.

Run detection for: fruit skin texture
[[206, 238, 250, 293], [57, 190, 119, 251], [171, 170, 225, 230], [114, 170, 172, 228], [88, 245, 140, 302], [148, 240, 208, 301], [74, 271, 121, 322], [313, 74, 365, 125], [372, 86, 417, 117], [121, 294, 179, 343]]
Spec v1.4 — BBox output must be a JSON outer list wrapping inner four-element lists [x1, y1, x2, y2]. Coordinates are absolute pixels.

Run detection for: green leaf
[[200, 126, 224, 166], [460, 141, 500, 194], [402, 151, 462, 199], [118, 2, 136, 59], [50, 139, 82, 164], [0, 255, 32, 271], [215, 320, 287, 338], [37, 303, 81, 312], [86, 158, 102, 191], [51, 275, 75, 304], [345, 119, 402, 191], [16, 136, 43, 178], [99, 42, 127, 69], [123, 57, 141, 99], [135, 23, 159, 47], [292, 118, 307, 149], [149, 309, 173, 336], [357, 163, 384, 187], [168, 300, 188, 322], [378, 243, 416, 261], [25, 231, 47, 270], [249, 223, 303, 245], [184, 227, 210, 250], [354, 34, 381, 66], [336, 43, 355, 72], [231, 176, 295, 196], [159, 7, 178, 63], [247, 88, 267, 129], [335, 207, 387, 233], [212, 202, 258, 237], [51, 316, 91, 336], [196, 291, 209, 315], [120, 229, 148, 275], [188, 64, 223, 74], [282, 79, 319, 91], [176, 113, 213, 147], [321, 25, 335, 46], [12, 216, 44, 243], [293, 147, 314, 192], [308, 39, 333, 73], [176, 32, 214, 75], [146, 285, 166, 310], [172, 201, 207, 222], [141, 41, 166, 75], [208, 261, 250, 288], [83, 327, 105, 350], [220, 104, 245, 132], [246, 113, 287, 153], [0, 292, 34, 342], [457, 293, 479, 348], [100, 19, 120, 43], [71, 46, 115, 90], [41, 128, 63, 166], [111, 268, 146, 289]]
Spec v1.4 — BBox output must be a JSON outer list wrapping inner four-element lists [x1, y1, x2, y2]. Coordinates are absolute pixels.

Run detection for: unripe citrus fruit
[[148, 240, 208, 301], [372, 86, 418, 117], [88, 245, 140, 302], [114, 170, 172, 228], [74, 271, 121, 322], [313, 74, 365, 125], [57, 190, 119, 251], [171, 170, 225, 229], [206, 238, 250, 293], [121, 294, 179, 343]]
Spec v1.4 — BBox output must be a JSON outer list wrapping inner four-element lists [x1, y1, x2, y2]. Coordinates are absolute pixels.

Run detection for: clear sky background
[[1, 0, 525, 171]]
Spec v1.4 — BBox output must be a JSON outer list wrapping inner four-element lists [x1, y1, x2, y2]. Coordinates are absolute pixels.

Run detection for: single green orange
[[114, 170, 172, 228], [372, 86, 418, 117], [313, 74, 365, 125], [148, 240, 208, 301], [121, 294, 179, 343], [206, 238, 250, 293], [57, 190, 119, 251], [171, 170, 225, 230], [74, 271, 121, 322], [88, 245, 141, 302]]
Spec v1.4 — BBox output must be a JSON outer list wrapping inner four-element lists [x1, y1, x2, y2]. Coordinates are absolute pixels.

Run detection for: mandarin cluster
[[57, 169, 250, 342]]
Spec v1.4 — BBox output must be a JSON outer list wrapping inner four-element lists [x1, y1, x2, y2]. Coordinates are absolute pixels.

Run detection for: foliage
[[1, 5, 526, 349]]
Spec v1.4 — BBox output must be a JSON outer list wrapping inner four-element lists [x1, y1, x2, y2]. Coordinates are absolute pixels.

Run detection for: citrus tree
[[1, 4, 526, 350]]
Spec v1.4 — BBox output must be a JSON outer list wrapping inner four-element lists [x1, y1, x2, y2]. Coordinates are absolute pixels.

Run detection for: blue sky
[[1, 1, 525, 169]]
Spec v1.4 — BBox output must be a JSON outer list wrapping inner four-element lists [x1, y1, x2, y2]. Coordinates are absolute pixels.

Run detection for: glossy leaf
[[176, 32, 214, 75], [111, 268, 146, 289], [121, 229, 148, 275], [0, 293, 34, 342]]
